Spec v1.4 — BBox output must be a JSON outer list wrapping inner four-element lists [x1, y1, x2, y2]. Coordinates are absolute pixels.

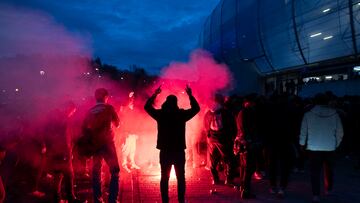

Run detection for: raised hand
[[154, 85, 162, 95], [185, 84, 192, 96]]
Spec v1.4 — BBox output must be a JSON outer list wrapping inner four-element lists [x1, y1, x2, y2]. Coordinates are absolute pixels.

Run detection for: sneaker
[[311, 196, 320, 203], [277, 188, 285, 198]]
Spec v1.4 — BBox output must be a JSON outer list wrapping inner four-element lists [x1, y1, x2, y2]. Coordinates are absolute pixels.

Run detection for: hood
[[310, 105, 337, 118]]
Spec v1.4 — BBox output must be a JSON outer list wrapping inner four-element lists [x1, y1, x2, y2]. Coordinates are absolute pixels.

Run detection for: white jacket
[[299, 105, 343, 151]]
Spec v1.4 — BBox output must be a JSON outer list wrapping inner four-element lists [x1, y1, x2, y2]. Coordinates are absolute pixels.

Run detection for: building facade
[[200, 0, 360, 96]]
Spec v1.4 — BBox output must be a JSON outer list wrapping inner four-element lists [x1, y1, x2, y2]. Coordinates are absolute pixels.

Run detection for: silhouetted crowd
[[0, 89, 360, 203]]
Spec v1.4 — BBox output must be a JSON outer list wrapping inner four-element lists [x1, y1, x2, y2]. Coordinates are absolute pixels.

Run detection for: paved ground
[[10, 155, 359, 203], [73, 156, 360, 203]]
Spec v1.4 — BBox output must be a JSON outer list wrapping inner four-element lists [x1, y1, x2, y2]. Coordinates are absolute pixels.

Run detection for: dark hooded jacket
[[144, 94, 200, 151]]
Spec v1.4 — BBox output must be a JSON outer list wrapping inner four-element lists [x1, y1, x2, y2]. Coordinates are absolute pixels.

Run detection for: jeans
[[92, 142, 120, 203], [208, 137, 235, 182], [159, 150, 186, 203]]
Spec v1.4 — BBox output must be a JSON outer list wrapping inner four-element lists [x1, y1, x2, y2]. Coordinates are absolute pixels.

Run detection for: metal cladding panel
[[201, 0, 360, 74]]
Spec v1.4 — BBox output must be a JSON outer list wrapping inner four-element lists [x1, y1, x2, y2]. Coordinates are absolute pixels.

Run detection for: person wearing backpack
[[82, 88, 120, 203], [204, 94, 237, 186]]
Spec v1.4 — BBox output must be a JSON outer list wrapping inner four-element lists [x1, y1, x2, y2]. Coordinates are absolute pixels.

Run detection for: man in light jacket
[[299, 93, 343, 203]]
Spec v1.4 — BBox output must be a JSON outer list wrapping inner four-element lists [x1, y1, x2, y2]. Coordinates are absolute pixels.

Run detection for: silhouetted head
[[161, 95, 178, 111], [313, 93, 329, 105], [214, 93, 224, 105], [243, 94, 257, 108], [95, 88, 109, 103]]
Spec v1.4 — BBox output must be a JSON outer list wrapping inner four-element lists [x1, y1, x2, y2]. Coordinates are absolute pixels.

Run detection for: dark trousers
[[208, 137, 235, 181], [268, 146, 293, 189], [308, 151, 334, 196], [52, 165, 75, 202], [159, 150, 185, 203], [47, 155, 75, 203], [239, 147, 256, 193], [92, 142, 120, 203]]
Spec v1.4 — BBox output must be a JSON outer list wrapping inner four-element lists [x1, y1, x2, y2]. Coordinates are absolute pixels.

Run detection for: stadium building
[[199, 0, 360, 96]]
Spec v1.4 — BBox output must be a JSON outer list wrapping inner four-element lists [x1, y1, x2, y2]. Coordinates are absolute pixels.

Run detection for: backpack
[[75, 104, 111, 157], [210, 110, 223, 131]]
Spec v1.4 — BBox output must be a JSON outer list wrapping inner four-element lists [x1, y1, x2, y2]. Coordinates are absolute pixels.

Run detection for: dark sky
[[0, 0, 219, 73]]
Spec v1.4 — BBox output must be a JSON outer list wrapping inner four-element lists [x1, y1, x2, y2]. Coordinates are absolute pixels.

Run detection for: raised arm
[[183, 85, 200, 121], [144, 86, 161, 120]]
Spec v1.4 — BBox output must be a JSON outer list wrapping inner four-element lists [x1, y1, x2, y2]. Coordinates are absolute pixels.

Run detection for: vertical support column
[[291, 0, 308, 65], [349, 0, 358, 55], [256, 0, 275, 71]]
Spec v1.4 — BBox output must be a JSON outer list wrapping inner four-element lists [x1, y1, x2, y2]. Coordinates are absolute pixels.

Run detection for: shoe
[[269, 187, 277, 195], [224, 178, 234, 186], [30, 190, 46, 198], [253, 171, 263, 180], [277, 188, 285, 198], [324, 190, 333, 196], [212, 179, 221, 185], [311, 196, 320, 203], [122, 164, 131, 173], [131, 163, 141, 169], [71, 199, 87, 203], [241, 190, 256, 199]]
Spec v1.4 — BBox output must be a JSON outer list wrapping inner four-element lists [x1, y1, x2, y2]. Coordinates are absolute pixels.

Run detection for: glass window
[[203, 16, 211, 49], [255, 57, 273, 73], [237, 1, 263, 60], [259, 0, 304, 70], [296, 0, 353, 63], [221, 0, 239, 63], [353, 0, 360, 52]]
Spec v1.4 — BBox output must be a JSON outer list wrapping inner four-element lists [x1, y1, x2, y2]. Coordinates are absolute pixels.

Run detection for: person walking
[[300, 93, 344, 203], [144, 85, 200, 203]]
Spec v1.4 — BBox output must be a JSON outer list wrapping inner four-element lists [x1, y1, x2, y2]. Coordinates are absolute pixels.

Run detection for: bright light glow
[[358, 2, 360, 6], [40, 70, 45, 75], [310, 32, 322, 38], [325, 76, 333, 79], [323, 35, 333, 40], [15, 88, 19, 92], [170, 165, 176, 180], [353, 66, 360, 71], [322, 8, 331, 13], [121, 77, 124, 80], [86, 72, 90, 75], [95, 68, 99, 71], [243, 58, 249, 61]]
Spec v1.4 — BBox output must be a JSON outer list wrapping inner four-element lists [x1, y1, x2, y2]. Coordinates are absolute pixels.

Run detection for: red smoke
[[0, 4, 234, 175], [130, 50, 234, 167]]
